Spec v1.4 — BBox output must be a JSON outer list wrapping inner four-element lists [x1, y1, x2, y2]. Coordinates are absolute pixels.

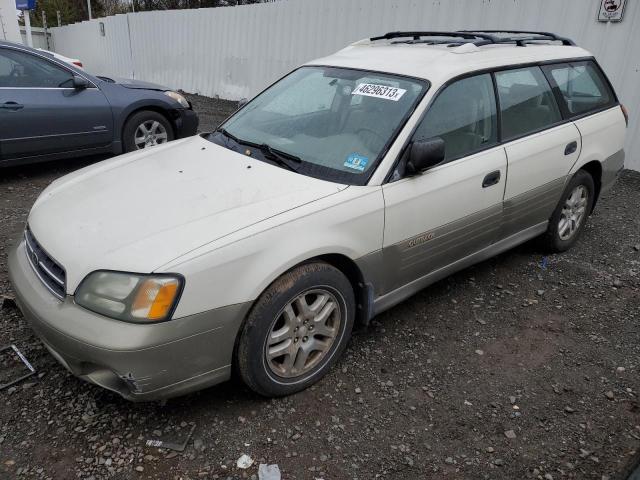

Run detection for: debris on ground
[[0, 344, 36, 391], [145, 424, 195, 452], [237, 454, 254, 469], [0, 294, 16, 310], [258, 463, 281, 480]]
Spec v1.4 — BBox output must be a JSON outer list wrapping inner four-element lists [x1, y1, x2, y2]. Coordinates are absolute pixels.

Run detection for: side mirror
[[237, 97, 249, 109], [72, 75, 89, 89], [406, 137, 445, 175]]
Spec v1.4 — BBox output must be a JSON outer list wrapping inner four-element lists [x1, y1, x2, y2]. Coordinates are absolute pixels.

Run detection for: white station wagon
[[9, 31, 627, 400]]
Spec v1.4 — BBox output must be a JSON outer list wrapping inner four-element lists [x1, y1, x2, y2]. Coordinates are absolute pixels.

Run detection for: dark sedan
[[0, 41, 198, 167]]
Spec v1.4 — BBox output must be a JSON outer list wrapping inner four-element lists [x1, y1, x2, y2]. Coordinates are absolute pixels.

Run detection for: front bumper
[[173, 108, 199, 139], [8, 239, 250, 401]]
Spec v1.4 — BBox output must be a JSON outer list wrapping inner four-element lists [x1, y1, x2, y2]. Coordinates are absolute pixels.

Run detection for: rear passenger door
[[541, 61, 625, 190], [495, 66, 581, 239], [382, 74, 507, 295]]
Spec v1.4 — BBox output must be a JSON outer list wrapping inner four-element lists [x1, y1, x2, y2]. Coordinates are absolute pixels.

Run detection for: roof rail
[[458, 30, 576, 46], [369, 30, 576, 47], [369, 31, 497, 46]]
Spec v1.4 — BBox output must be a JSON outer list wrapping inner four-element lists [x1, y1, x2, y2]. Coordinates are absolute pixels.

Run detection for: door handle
[[482, 170, 501, 188], [564, 141, 578, 156], [0, 102, 24, 111]]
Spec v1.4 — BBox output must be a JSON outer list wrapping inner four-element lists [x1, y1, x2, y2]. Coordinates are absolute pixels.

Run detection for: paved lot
[[1, 97, 639, 479]]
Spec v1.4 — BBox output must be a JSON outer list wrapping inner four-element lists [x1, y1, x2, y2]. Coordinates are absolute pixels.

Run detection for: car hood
[[100, 76, 169, 91], [28, 136, 346, 292]]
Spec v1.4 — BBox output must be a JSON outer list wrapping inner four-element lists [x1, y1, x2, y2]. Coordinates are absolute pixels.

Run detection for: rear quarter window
[[543, 61, 616, 117]]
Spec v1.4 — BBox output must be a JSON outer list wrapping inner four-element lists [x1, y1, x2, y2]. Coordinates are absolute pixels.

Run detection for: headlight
[[75, 271, 183, 322], [164, 91, 190, 108]]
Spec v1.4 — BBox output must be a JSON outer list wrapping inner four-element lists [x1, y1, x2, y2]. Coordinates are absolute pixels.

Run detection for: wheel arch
[[120, 105, 177, 144], [239, 252, 373, 334], [579, 160, 603, 212], [230, 252, 373, 381], [311, 253, 373, 326]]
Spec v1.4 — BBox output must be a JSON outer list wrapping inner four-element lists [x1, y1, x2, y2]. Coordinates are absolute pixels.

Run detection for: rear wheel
[[236, 262, 355, 397], [541, 170, 595, 252], [122, 110, 174, 152]]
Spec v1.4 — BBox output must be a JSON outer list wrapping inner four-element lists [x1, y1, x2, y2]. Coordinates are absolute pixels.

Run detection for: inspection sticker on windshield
[[352, 83, 406, 101], [344, 153, 369, 172]]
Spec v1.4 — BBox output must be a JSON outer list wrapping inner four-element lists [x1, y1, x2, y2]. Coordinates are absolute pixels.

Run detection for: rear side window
[[413, 73, 498, 162], [543, 61, 615, 116], [495, 66, 562, 141]]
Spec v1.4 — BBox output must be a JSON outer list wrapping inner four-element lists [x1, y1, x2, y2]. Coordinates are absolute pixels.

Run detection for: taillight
[[73, 61, 83, 68], [621, 104, 629, 127]]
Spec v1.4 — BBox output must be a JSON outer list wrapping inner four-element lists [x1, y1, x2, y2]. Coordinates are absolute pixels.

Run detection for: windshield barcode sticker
[[352, 83, 406, 101]]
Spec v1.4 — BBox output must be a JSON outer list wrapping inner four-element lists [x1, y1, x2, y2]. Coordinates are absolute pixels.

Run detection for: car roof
[[307, 39, 592, 85]]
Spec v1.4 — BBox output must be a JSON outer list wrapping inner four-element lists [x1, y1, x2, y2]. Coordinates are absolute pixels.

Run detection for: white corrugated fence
[[51, 0, 640, 170]]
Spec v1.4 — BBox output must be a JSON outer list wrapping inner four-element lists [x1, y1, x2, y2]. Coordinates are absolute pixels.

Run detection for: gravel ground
[[1, 96, 639, 480]]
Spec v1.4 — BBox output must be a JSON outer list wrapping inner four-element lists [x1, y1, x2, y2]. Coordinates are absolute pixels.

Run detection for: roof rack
[[369, 30, 576, 47], [369, 31, 497, 46], [460, 30, 576, 46]]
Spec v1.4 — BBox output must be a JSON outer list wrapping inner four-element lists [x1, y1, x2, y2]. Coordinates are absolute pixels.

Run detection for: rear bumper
[[8, 239, 250, 401], [174, 108, 199, 139]]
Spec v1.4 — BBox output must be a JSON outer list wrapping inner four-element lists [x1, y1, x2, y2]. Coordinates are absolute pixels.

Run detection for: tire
[[236, 262, 355, 397], [541, 169, 595, 253], [122, 110, 174, 152]]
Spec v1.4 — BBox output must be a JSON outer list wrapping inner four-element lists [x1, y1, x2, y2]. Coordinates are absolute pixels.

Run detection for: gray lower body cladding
[[358, 151, 624, 317], [8, 239, 251, 401], [600, 149, 625, 195], [358, 177, 571, 316]]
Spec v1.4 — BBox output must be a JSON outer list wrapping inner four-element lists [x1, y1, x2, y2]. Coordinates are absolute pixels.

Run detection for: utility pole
[[42, 10, 50, 50], [23, 11, 33, 47], [57, 10, 61, 27], [87, 0, 92, 20]]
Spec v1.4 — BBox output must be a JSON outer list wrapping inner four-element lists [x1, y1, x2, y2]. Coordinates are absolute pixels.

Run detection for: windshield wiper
[[255, 143, 301, 172], [216, 127, 241, 144], [215, 128, 301, 172]]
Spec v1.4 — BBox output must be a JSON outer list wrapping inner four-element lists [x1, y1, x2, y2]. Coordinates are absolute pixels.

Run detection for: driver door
[[0, 46, 113, 161], [381, 74, 507, 294]]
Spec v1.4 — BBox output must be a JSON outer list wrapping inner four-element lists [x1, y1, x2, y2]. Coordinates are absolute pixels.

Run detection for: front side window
[[544, 61, 615, 116], [210, 66, 427, 185], [411, 73, 498, 162], [496, 66, 562, 141], [0, 48, 74, 88]]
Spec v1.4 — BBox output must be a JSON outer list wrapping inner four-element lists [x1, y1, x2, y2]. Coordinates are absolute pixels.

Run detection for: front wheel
[[541, 169, 595, 252], [122, 111, 174, 152], [236, 262, 355, 397]]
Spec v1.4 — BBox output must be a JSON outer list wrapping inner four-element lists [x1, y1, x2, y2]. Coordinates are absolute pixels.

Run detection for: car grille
[[24, 227, 66, 300]]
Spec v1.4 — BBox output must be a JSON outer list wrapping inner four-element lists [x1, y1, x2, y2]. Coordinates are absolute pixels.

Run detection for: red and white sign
[[598, 0, 627, 22]]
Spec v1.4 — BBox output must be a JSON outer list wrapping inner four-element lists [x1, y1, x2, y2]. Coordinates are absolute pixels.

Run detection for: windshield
[[210, 66, 428, 184]]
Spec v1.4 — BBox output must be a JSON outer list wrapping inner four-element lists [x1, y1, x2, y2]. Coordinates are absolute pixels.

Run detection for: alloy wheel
[[558, 184, 588, 241], [134, 120, 168, 149], [265, 288, 341, 378]]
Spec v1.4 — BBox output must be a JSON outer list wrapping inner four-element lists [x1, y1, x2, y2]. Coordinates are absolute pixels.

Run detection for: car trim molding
[[500, 177, 566, 239], [366, 221, 548, 316]]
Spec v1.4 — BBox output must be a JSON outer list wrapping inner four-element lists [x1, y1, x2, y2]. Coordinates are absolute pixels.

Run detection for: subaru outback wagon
[[9, 31, 627, 401]]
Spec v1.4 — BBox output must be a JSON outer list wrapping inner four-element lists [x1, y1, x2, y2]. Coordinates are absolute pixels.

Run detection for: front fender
[[160, 186, 385, 318]]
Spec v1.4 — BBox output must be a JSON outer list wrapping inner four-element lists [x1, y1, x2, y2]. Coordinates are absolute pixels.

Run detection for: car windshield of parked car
[[210, 66, 427, 184]]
